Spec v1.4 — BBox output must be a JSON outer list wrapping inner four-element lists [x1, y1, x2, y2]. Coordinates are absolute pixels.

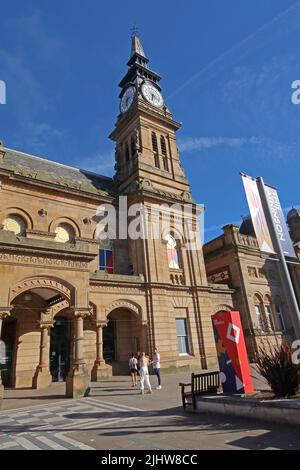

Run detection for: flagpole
[[256, 177, 300, 339]]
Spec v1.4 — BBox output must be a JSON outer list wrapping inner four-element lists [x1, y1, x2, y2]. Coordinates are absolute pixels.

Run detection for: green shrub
[[256, 341, 300, 398]]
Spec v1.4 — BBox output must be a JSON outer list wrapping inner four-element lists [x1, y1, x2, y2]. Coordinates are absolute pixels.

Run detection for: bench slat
[[180, 371, 220, 409]]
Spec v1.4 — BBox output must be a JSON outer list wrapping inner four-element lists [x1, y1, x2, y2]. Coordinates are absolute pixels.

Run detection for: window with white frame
[[176, 318, 190, 355]]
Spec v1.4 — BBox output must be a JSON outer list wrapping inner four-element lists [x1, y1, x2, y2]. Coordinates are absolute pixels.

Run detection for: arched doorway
[[103, 308, 145, 374], [103, 318, 116, 362], [1, 316, 17, 388], [50, 315, 72, 382], [7, 278, 72, 389]]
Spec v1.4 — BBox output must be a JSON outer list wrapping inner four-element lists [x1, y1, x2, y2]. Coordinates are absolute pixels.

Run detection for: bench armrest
[[179, 382, 191, 387]]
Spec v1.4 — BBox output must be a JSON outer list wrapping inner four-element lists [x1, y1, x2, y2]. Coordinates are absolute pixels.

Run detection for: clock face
[[120, 86, 136, 113], [141, 82, 164, 108]]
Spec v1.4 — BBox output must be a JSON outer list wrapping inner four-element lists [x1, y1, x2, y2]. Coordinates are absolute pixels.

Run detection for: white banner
[[241, 175, 274, 254]]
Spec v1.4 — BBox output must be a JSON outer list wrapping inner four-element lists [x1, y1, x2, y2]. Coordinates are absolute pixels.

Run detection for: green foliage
[[256, 341, 300, 398]]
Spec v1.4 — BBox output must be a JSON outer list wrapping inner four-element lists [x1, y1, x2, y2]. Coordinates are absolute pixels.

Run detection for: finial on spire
[[131, 24, 139, 38]]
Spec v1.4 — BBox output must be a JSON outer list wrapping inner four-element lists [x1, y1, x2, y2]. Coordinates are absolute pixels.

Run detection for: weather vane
[[131, 24, 139, 37]]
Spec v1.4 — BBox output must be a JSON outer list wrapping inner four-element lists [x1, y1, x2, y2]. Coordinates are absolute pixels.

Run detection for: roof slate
[[0, 147, 117, 198]]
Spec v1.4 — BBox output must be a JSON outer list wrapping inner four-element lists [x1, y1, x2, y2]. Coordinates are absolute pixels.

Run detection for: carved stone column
[[0, 308, 11, 410], [33, 321, 53, 390], [66, 308, 91, 398], [91, 321, 112, 381]]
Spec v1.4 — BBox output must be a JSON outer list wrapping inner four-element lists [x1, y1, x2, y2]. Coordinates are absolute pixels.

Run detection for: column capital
[[37, 320, 54, 329], [72, 307, 92, 319], [96, 321, 107, 328]]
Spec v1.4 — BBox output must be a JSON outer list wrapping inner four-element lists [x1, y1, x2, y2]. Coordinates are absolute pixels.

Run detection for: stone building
[[204, 216, 300, 360], [0, 35, 234, 403]]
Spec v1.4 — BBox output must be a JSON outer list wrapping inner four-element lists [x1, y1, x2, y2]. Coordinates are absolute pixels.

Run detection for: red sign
[[212, 310, 254, 394]]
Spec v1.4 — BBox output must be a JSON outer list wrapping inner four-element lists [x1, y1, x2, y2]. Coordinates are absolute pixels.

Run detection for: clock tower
[[109, 34, 192, 203], [108, 34, 224, 371]]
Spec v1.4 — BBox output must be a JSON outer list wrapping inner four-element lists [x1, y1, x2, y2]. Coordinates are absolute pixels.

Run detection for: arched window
[[165, 234, 180, 269], [160, 136, 169, 171], [254, 294, 266, 333], [2, 214, 26, 236], [54, 223, 75, 243], [152, 132, 160, 168], [264, 296, 275, 332], [99, 237, 114, 273]]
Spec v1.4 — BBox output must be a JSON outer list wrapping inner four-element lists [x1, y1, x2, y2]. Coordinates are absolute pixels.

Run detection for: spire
[[130, 25, 146, 59], [119, 31, 162, 91], [130, 35, 146, 59]]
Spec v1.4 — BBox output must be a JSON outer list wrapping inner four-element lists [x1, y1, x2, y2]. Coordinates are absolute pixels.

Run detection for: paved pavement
[[1, 372, 300, 450]]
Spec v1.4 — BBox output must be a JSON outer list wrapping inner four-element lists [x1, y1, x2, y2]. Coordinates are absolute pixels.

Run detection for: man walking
[[152, 348, 162, 390]]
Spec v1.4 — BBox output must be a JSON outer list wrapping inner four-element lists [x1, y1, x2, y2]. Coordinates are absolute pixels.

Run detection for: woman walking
[[138, 352, 152, 395], [129, 352, 138, 387]]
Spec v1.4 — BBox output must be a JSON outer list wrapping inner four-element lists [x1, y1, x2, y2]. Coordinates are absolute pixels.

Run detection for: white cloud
[[178, 136, 265, 152], [74, 151, 115, 177], [168, 1, 300, 99]]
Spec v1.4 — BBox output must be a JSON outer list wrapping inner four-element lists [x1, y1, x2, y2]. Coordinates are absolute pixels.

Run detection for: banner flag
[[264, 184, 296, 258], [241, 174, 274, 254]]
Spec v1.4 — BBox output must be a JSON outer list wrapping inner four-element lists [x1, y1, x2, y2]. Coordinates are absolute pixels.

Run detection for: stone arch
[[48, 217, 81, 237], [264, 293, 272, 303], [9, 276, 73, 304], [253, 292, 264, 304], [212, 304, 234, 314], [51, 299, 70, 318], [161, 226, 184, 244], [104, 299, 144, 323], [0, 207, 33, 230]]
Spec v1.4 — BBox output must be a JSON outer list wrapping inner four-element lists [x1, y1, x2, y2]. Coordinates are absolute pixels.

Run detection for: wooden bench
[[179, 371, 221, 410]]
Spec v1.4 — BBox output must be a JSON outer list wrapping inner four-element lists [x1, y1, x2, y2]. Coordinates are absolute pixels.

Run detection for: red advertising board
[[212, 310, 254, 394]]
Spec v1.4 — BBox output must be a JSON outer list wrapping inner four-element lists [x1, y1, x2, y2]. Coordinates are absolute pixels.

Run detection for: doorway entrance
[[103, 309, 144, 374], [1, 317, 17, 388], [103, 319, 116, 362], [50, 316, 71, 382]]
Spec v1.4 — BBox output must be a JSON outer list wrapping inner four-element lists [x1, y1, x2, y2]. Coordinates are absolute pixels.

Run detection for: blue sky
[[1, 0, 300, 241]]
